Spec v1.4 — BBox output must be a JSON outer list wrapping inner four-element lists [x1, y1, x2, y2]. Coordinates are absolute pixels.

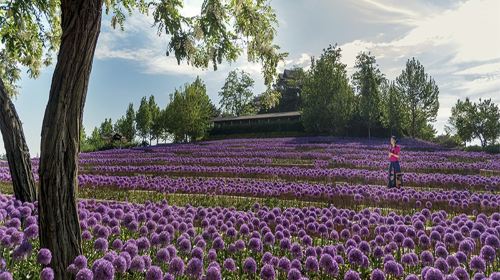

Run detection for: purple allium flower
[[243, 257, 257, 274], [472, 273, 485, 280], [74, 255, 88, 269], [212, 237, 225, 251], [24, 224, 38, 239], [248, 237, 262, 252], [223, 258, 236, 272], [130, 255, 146, 272], [163, 273, 174, 280], [287, 268, 302, 280], [425, 268, 444, 280], [347, 248, 364, 266], [453, 267, 469, 280], [278, 257, 291, 272], [384, 260, 400, 276], [37, 248, 52, 265], [0, 272, 12, 280], [111, 239, 123, 250], [421, 250, 434, 266], [94, 238, 109, 252], [145, 266, 163, 280], [112, 256, 127, 274], [405, 274, 419, 280], [92, 259, 115, 280], [206, 266, 222, 280], [305, 255, 319, 272], [479, 245, 495, 263], [186, 258, 203, 278], [75, 268, 93, 280], [469, 256, 485, 272], [40, 267, 54, 280], [319, 253, 338, 276], [169, 257, 185, 276], [156, 248, 170, 263], [371, 269, 385, 280], [344, 269, 361, 280], [260, 264, 275, 280], [489, 272, 500, 280], [435, 257, 449, 273]]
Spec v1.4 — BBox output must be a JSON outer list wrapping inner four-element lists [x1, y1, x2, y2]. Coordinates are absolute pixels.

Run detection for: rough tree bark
[[0, 78, 37, 202], [38, 0, 102, 279]]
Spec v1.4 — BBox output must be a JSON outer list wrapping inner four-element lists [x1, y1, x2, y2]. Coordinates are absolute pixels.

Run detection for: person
[[388, 136, 401, 188]]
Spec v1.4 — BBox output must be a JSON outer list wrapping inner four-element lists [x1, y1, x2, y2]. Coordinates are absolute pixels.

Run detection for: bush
[[463, 144, 500, 154]]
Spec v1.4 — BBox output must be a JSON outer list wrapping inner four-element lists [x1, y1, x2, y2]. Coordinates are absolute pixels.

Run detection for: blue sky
[[2, 0, 500, 155]]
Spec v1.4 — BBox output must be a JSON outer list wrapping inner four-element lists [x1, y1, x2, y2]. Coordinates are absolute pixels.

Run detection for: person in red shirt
[[388, 136, 401, 188]]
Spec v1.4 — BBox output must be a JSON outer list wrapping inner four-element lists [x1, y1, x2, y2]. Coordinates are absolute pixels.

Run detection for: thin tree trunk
[[0, 78, 37, 202], [38, 1, 102, 279]]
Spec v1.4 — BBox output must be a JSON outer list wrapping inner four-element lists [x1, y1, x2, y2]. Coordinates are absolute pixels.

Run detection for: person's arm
[[390, 146, 400, 158]]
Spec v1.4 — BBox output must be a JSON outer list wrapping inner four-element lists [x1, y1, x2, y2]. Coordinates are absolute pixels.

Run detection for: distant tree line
[[81, 77, 218, 151]]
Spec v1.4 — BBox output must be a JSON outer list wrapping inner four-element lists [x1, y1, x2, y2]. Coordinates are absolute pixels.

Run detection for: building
[[211, 111, 303, 135]]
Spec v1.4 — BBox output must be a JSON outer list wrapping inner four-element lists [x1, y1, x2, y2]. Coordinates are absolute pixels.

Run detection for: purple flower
[[344, 270, 361, 280], [130, 255, 146, 272], [469, 256, 485, 272], [40, 268, 54, 280], [319, 253, 338, 276], [453, 267, 469, 280], [287, 268, 302, 280], [169, 257, 185, 276], [479, 245, 495, 263], [305, 256, 319, 272], [371, 269, 385, 280], [94, 238, 109, 252], [156, 248, 170, 263], [37, 248, 52, 265], [92, 259, 115, 280], [186, 258, 203, 278], [75, 268, 93, 280], [260, 264, 275, 280], [112, 256, 127, 274], [0, 272, 12, 280], [384, 260, 400, 276], [145, 266, 163, 280], [74, 255, 88, 269], [425, 268, 444, 280], [243, 257, 257, 274], [223, 258, 236, 272], [206, 266, 222, 280]]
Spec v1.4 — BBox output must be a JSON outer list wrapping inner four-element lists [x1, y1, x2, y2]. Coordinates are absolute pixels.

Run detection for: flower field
[[0, 137, 498, 279]]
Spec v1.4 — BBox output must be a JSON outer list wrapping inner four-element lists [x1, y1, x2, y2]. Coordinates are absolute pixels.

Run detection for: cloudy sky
[[3, 0, 500, 155]]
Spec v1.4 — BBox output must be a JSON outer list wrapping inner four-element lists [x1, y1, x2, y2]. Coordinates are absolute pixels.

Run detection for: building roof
[[213, 111, 301, 122]]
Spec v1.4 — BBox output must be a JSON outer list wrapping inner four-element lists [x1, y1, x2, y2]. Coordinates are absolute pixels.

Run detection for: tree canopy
[[301, 45, 355, 135], [219, 69, 256, 116]]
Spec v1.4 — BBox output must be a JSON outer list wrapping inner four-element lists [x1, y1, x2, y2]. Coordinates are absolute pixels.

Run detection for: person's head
[[390, 136, 397, 147]]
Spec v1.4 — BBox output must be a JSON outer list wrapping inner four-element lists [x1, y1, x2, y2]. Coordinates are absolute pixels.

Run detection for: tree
[[2, 0, 285, 278], [352, 52, 384, 139], [99, 118, 113, 136], [0, 0, 58, 202], [219, 69, 255, 116], [148, 95, 161, 144], [448, 98, 500, 147], [395, 58, 439, 138], [114, 103, 136, 142], [301, 44, 355, 135], [380, 81, 409, 137], [166, 77, 214, 142], [136, 96, 152, 143], [87, 127, 104, 150]]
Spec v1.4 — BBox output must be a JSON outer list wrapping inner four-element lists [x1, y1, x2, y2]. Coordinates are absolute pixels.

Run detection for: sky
[[2, 0, 500, 155]]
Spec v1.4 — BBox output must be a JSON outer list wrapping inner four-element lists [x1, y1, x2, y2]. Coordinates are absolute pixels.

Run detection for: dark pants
[[388, 161, 401, 187]]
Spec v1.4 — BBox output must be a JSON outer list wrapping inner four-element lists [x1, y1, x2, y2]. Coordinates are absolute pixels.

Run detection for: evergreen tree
[[136, 96, 152, 143], [148, 95, 161, 144]]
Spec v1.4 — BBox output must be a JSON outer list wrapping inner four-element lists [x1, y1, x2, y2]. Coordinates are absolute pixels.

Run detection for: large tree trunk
[[38, 0, 102, 279], [0, 79, 37, 202]]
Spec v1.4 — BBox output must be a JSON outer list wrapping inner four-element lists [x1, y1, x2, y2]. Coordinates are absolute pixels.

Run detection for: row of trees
[[0, 0, 285, 278], [301, 45, 440, 139], [84, 77, 217, 150], [447, 98, 500, 147]]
